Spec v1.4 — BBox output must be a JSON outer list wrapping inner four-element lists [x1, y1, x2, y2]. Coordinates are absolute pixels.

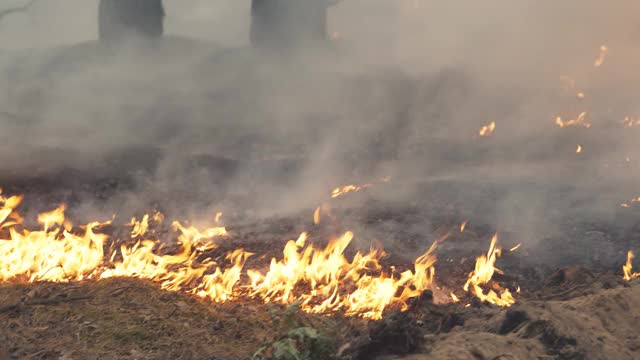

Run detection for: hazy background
[[0, 1, 639, 268]]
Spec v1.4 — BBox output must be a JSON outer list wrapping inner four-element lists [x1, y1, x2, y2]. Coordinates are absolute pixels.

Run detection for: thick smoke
[[0, 0, 639, 267]]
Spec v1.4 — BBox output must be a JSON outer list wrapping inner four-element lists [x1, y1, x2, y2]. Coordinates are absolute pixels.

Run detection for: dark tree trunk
[[98, 0, 165, 44], [250, 0, 329, 50]]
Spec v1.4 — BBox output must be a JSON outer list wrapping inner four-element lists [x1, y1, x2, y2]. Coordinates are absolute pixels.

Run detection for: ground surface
[[1, 36, 640, 360], [1, 273, 638, 359]]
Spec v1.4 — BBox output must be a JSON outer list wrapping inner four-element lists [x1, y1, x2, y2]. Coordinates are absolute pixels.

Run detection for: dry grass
[[0, 278, 352, 360]]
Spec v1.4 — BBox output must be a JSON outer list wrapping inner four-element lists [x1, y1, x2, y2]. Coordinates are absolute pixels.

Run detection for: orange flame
[[594, 45, 608, 67], [331, 184, 373, 199], [478, 121, 496, 137], [450, 292, 460, 303], [0, 203, 108, 283], [463, 234, 515, 307], [246, 232, 438, 319], [623, 251, 639, 281], [576, 145, 582, 154], [623, 116, 640, 128], [0, 189, 447, 320], [621, 197, 640, 208], [555, 112, 591, 129], [130, 214, 150, 238]]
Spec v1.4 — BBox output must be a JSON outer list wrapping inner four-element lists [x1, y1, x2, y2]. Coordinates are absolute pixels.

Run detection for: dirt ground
[[1, 274, 638, 359]]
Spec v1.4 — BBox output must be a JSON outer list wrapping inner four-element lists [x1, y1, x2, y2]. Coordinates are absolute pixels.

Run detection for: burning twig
[[594, 45, 609, 67], [460, 221, 468, 233], [478, 121, 496, 137], [555, 112, 591, 129]]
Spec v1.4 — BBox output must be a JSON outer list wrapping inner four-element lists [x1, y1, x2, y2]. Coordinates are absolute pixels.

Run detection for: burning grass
[[0, 185, 525, 326], [2, 268, 639, 359], [1, 182, 640, 359]]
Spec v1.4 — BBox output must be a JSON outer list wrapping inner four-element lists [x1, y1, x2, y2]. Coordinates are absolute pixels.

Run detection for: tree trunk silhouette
[[98, 0, 165, 44], [250, 0, 330, 50]]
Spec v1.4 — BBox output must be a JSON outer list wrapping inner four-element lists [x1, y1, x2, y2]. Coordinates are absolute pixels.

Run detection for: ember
[[594, 44, 609, 67], [623, 116, 640, 128], [555, 112, 591, 129], [478, 121, 496, 137]]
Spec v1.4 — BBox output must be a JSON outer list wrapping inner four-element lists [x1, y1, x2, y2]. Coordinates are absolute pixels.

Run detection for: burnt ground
[[1, 155, 640, 359], [1, 39, 640, 360]]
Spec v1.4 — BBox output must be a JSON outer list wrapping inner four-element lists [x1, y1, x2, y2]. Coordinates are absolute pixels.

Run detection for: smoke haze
[[0, 0, 639, 268]]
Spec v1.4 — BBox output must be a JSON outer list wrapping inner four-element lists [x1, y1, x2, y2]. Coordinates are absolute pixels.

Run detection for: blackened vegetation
[[98, 0, 165, 44]]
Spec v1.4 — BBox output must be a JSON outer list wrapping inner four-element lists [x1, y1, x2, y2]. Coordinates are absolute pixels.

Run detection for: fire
[[623, 251, 639, 281], [215, 212, 223, 223], [576, 145, 582, 154], [594, 45, 608, 67], [0, 204, 108, 283], [509, 243, 522, 252], [478, 121, 496, 137], [130, 214, 150, 238], [313, 207, 321, 225], [555, 112, 591, 128], [196, 249, 252, 302], [450, 292, 460, 303], [0, 188, 446, 320], [463, 234, 515, 307], [247, 232, 438, 319], [330, 177, 391, 199], [460, 221, 468, 232], [331, 184, 373, 199], [559, 76, 585, 98], [621, 197, 640, 208], [0, 191, 23, 228], [623, 116, 640, 128]]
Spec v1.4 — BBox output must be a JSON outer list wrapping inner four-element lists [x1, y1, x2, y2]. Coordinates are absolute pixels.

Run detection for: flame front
[[0, 203, 107, 282], [0, 189, 444, 320], [463, 234, 515, 307], [246, 232, 437, 319]]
